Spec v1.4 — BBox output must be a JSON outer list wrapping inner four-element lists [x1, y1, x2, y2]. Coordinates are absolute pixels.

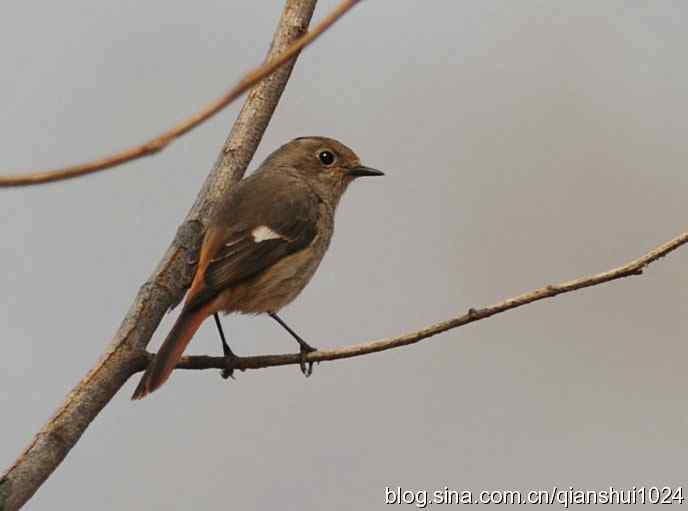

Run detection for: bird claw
[[299, 344, 317, 377], [221, 352, 242, 380]]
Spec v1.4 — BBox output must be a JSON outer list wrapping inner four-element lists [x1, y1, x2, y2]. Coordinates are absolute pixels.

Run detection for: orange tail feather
[[132, 303, 212, 400]]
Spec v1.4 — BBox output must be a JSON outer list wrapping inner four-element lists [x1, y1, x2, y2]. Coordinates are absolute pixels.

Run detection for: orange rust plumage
[[131, 231, 220, 399]]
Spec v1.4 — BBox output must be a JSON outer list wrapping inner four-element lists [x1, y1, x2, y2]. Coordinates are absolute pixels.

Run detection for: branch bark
[[0, 1, 319, 509], [124, 229, 687, 374], [0, 0, 359, 188]]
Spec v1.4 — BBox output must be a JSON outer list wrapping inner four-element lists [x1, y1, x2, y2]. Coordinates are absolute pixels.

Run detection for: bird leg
[[213, 313, 241, 379], [268, 312, 317, 377]]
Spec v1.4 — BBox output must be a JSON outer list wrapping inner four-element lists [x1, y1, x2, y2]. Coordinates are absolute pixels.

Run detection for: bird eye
[[318, 150, 336, 167]]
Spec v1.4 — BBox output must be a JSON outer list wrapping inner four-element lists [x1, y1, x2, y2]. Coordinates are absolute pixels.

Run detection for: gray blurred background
[[2, 1, 688, 509]]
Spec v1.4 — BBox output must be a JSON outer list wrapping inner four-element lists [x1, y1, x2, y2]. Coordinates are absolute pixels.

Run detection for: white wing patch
[[251, 225, 283, 243]]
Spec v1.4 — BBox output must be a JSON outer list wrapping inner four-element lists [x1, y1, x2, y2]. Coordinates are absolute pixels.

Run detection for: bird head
[[260, 136, 384, 207]]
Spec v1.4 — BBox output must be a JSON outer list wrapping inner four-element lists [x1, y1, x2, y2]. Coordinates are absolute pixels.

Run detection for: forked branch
[[0, 0, 360, 188], [0, 1, 324, 509]]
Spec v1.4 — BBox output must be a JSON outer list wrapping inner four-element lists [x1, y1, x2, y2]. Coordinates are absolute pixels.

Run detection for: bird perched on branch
[[132, 136, 384, 399]]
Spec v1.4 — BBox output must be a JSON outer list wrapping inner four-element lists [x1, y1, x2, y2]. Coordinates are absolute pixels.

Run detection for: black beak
[[347, 165, 385, 178]]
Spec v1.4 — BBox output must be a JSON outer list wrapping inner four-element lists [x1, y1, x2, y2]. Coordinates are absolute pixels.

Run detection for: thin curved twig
[[0, 0, 360, 188], [135, 230, 688, 374]]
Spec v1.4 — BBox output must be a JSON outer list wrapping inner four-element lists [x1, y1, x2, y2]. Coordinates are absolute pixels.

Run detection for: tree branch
[[0, 0, 360, 188], [129, 230, 687, 374], [0, 1, 321, 509]]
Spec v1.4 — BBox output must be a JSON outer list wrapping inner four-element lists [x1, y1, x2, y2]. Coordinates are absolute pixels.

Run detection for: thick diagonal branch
[[0, 1, 319, 509]]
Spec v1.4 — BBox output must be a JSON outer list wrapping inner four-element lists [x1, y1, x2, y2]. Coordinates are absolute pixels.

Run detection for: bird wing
[[185, 176, 320, 311]]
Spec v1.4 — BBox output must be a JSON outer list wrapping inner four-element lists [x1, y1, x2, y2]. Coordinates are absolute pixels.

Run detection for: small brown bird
[[132, 137, 383, 399]]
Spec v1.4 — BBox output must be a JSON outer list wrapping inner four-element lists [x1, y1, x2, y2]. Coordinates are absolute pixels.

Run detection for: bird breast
[[217, 204, 334, 314]]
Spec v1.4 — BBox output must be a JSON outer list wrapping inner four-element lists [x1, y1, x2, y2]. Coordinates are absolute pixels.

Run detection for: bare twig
[[0, 1, 320, 509], [128, 230, 687, 374], [0, 0, 360, 188]]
